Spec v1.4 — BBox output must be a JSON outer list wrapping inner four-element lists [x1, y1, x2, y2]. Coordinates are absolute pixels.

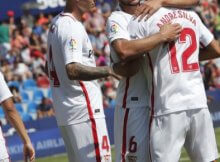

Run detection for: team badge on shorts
[[110, 24, 119, 34], [69, 38, 77, 51]]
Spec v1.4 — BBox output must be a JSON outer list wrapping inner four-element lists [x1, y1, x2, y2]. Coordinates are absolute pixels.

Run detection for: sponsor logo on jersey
[[89, 50, 94, 58], [130, 34, 138, 39], [127, 155, 137, 162], [69, 38, 77, 51], [110, 24, 119, 34], [49, 24, 56, 33], [95, 109, 100, 113]]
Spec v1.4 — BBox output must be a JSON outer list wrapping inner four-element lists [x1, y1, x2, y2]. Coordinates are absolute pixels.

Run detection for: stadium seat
[[15, 103, 24, 114], [33, 89, 44, 103], [21, 91, 29, 103], [206, 89, 220, 101], [21, 113, 32, 122], [23, 79, 37, 90], [0, 106, 4, 118], [27, 102, 37, 114], [8, 81, 20, 90]]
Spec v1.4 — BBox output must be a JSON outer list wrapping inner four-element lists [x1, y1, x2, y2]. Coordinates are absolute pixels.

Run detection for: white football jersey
[[128, 8, 214, 116], [47, 13, 104, 126], [0, 71, 12, 160], [106, 10, 149, 108]]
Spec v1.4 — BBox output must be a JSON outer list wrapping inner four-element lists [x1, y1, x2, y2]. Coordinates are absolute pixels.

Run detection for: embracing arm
[[199, 40, 220, 61], [113, 58, 141, 77], [66, 63, 114, 81], [112, 34, 164, 61], [136, 0, 199, 20], [112, 23, 181, 61], [161, 0, 199, 7]]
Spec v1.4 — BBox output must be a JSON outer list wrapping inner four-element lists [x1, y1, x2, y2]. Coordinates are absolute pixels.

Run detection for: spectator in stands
[[0, 21, 11, 56], [37, 97, 54, 118], [214, 10, 220, 39]]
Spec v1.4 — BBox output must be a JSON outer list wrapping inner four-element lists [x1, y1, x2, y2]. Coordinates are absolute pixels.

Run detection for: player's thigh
[[184, 108, 219, 162], [60, 119, 111, 162], [150, 111, 187, 162], [60, 122, 99, 162], [114, 107, 150, 162], [0, 158, 10, 162]]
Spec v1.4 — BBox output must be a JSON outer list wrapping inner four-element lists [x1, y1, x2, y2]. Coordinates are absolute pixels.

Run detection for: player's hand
[[109, 66, 122, 80], [112, 58, 141, 78], [134, 0, 162, 21], [23, 142, 35, 162], [159, 23, 182, 42]]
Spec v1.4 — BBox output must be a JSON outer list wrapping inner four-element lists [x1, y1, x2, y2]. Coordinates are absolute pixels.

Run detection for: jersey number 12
[[168, 28, 199, 74]]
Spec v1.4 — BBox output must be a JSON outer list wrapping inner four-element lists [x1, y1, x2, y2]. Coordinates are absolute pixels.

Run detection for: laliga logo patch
[[110, 24, 119, 34], [69, 38, 77, 51]]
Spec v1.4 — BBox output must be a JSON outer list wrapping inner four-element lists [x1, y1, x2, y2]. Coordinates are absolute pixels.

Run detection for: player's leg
[[0, 158, 10, 162], [95, 118, 112, 162], [150, 111, 187, 162], [60, 119, 111, 162], [59, 125, 79, 162], [114, 106, 150, 162], [184, 108, 219, 162]]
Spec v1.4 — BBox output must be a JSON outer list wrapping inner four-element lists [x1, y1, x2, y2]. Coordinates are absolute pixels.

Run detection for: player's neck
[[64, 4, 83, 21], [120, 4, 138, 15]]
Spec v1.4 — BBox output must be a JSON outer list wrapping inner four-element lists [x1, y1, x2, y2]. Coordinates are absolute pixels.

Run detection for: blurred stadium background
[[0, 0, 220, 161]]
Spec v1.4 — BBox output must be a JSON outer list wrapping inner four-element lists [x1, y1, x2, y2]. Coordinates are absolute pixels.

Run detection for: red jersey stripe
[[122, 78, 130, 108], [121, 109, 130, 162], [79, 81, 101, 162]]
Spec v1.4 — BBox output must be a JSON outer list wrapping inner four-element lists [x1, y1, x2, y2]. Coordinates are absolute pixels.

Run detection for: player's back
[[128, 8, 213, 116], [47, 13, 104, 126]]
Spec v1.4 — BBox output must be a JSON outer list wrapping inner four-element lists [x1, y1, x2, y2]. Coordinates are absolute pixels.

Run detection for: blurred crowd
[[0, 0, 220, 122]]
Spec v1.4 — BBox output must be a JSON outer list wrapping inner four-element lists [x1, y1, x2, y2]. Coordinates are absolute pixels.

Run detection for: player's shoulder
[[108, 10, 132, 22], [55, 12, 80, 28]]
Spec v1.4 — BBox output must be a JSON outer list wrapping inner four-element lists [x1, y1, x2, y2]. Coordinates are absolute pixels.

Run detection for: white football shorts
[[150, 108, 219, 162], [114, 106, 150, 162], [59, 117, 111, 162]]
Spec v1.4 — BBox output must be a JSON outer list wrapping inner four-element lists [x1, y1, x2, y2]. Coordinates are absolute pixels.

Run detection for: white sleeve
[[60, 18, 83, 65], [106, 17, 130, 43], [197, 16, 214, 47], [0, 72, 12, 103], [128, 19, 149, 40]]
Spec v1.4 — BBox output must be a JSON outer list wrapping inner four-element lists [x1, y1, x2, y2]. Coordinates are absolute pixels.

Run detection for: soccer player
[[46, 0, 114, 161], [0, 71, 35, 162], [128, 6, 219, 162], [106, 0, 199, 161]]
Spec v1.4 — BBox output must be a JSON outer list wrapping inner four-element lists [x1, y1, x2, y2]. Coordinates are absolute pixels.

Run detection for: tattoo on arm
[[66, 62, 111, 81]]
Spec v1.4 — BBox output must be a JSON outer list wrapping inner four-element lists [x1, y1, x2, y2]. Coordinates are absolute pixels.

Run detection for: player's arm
[[135, 0, 199, 20], [66, 63, 116, 81], [113, 58, 141, 77], [199, 40, 220, 61], [2, 98, 35, 162], [112, 23, 181, 61]]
